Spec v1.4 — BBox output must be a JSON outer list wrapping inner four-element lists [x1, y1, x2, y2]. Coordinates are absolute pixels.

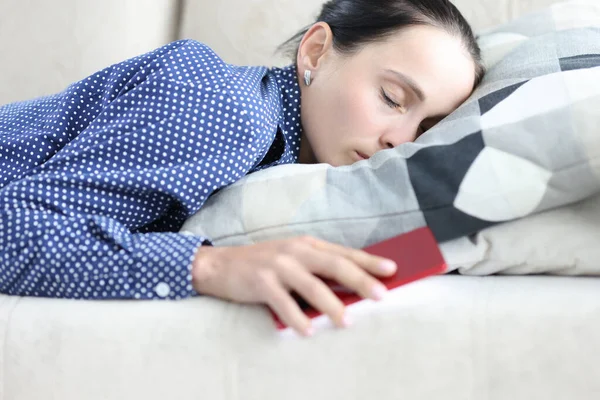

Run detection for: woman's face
[[297, 23, 477, 166]]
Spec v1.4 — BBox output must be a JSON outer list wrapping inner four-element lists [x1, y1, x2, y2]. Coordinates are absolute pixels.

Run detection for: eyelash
[[381, 87, 429, 135], [380, 88, 404, 111]]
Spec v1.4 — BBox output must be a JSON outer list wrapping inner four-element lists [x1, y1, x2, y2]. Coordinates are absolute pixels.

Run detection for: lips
[[356, 151, 370, 160]]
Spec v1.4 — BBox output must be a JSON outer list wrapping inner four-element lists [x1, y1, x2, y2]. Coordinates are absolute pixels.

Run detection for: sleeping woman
[[0, 0, 484, 336]]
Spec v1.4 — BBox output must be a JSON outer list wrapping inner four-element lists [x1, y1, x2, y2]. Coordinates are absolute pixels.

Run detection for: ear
[[296, 22, 334, 74]]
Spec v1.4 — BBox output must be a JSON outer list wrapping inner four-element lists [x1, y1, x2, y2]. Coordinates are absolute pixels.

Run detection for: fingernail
[[379, 260, 397, 273], [304, 327, 315, 337], [371, 283, 387, 300]]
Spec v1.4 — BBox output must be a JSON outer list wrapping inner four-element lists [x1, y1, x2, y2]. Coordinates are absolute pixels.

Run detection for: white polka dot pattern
[[0, 40, 302, 300]]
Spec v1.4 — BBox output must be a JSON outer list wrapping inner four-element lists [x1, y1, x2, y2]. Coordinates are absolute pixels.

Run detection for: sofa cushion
[[3, 275, 600, 399]]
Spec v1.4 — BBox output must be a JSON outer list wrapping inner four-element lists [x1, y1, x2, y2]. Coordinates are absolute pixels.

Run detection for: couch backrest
[[179, 0, 565, 67], [0, 0, 565, 105], [0, 0, 179, 105]]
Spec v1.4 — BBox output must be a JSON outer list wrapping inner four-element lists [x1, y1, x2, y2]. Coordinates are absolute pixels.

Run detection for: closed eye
[[380, 88, 405, 112]]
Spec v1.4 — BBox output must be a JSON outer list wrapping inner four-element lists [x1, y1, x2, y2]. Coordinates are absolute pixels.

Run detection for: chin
[[328, 154, 351, 167]]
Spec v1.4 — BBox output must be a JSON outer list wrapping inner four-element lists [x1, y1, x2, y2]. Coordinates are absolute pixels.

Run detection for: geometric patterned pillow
[[181, 0, 600, 250]]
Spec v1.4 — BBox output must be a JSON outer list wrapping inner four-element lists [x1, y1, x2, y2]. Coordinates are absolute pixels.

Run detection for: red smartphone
[[270, 226, 447, 330]]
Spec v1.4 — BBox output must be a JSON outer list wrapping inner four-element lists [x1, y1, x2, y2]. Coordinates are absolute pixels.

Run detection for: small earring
[[304, 70, 312, 86]]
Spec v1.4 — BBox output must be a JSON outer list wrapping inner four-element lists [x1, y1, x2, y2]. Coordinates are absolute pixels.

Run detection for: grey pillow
[[181, 0, 600, 252]]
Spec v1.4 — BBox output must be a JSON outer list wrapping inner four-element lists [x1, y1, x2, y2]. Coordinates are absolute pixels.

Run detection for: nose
[[379, 124, 420, 149]]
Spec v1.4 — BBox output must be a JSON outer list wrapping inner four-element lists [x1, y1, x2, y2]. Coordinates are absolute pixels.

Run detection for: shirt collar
[[269, 64, 303, 164]]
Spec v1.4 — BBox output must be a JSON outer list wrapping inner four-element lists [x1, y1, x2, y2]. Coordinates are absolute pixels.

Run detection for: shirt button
[[155, 282, 170, 298]]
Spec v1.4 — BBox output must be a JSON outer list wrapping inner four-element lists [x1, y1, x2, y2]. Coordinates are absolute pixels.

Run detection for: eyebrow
[[385, 69, 426, 102]]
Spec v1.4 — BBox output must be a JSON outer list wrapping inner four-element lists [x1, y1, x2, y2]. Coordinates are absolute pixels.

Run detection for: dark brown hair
[[278, 0, 485, 86]]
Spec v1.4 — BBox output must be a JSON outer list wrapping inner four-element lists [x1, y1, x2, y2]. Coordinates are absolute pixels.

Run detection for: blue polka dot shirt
[[0, 40, 303, 300]]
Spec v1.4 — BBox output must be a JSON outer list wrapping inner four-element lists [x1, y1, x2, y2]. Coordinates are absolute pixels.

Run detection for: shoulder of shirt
[[157, 39, 270, 95], [176, 41, 284, 131], [152, 40, 284, 143]]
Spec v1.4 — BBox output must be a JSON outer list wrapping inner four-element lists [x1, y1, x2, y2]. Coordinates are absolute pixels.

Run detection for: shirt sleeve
[[0, 40, 262, 300]]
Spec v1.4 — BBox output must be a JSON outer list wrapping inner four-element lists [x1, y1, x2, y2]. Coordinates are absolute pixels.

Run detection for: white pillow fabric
[[442, 194, 600, 276]]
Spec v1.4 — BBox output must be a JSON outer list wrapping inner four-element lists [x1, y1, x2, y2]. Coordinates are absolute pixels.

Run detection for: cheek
[[308, 81, 357, 143], [336, 83, 382, 137], [302, 75, 384, 163]]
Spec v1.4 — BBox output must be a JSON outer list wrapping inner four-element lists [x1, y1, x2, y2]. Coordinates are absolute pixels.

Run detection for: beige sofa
[[1, 1, 599, 399]]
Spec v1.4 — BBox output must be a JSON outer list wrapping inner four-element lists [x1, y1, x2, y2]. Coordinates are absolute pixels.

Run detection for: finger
[[277, 262, 349, 328], [260, 270, 314, 337], [306, 236, 397, 277], [294, 245, 388, 302]]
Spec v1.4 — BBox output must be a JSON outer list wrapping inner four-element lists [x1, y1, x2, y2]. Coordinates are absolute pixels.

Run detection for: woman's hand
[[191, 236, 397, 337]]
